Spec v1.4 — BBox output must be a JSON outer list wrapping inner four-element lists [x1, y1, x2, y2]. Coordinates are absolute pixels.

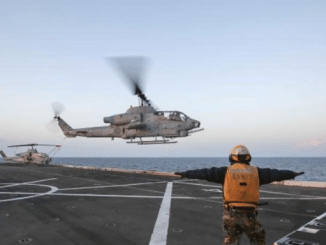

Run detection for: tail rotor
[[52, 102, 65, 120], [47, 102, 65, 133]]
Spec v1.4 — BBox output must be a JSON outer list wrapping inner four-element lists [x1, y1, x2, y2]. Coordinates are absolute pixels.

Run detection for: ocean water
[[48, 157, 326, 182]]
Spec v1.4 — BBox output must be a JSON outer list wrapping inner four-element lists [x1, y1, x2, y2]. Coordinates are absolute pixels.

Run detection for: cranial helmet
[[229, 144, 251, 165]]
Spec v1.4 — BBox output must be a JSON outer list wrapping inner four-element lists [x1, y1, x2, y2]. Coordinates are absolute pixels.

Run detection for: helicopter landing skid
[[126, 138, 177, 145]]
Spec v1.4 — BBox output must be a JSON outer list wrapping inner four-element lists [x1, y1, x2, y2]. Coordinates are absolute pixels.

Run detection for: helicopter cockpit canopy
[[15, 148, 38, 157], [27, 148, 38, 153], [153, 111, 189, 122]]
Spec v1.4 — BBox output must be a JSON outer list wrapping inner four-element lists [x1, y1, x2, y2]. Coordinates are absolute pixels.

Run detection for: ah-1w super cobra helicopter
[[0, 143, 61, 164], [53, 57, 203, 145]]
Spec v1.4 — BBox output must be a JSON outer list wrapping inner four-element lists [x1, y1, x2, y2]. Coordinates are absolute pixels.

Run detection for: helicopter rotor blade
[[35, 144, 62, 147], [52, 102, 65, 118], [8, 144, 35, 148], [110, 57, 151, 105], [8, 144, 61, 148]]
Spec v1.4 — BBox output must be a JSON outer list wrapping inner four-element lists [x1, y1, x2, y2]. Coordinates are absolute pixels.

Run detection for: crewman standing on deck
[[175, 144, 304, 245]]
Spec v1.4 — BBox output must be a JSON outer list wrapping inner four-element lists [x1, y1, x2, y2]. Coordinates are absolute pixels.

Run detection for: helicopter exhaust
[[103, 114, 141, 125]]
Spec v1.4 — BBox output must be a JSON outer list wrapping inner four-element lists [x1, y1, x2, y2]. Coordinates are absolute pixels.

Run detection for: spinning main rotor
[[110, 57, 152, 106]]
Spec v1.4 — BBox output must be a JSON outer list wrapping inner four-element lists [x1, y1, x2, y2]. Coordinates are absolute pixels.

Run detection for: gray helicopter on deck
[[0, 143, 61, 164], [53, 57, 203, 145]]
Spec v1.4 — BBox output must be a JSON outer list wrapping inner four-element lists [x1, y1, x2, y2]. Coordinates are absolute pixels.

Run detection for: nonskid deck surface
[[0, 164, 325, 245]]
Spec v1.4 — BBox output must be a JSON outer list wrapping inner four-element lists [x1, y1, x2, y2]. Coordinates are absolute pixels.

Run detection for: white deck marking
[[53, 194, 201, 200], [0, 183, 58, 203], [0, 190, 218, 200], [0, 178, 324, 212], [174, 181, 222, 188], [55, 193, 164, 198], [0, 178, 57, 189], [260, 207, 318, 218], [298, 227, 319, 234], [319, 212, 326, 219], [0, 191, 163, 198], [176, 182, 321, 198], [207, 196, 326, 200], [260, 189, 324, 198], [60, 181, 168, 191], [202, 188, 222, 193], [173, 179, 197, 182], [149, 182, 173, 245], [260, 197, 326, 200], [175, 180, 322, 198], [274, 211, 326, 245]]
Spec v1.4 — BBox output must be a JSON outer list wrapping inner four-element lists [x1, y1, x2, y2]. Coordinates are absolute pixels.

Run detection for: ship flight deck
[[0, 163, 325, 245]]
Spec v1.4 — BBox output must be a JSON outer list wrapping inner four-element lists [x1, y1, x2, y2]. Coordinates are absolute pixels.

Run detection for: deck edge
[[55, 163, 178, 177], [54, 163, 326, 187], [270, 180, 326, 188]]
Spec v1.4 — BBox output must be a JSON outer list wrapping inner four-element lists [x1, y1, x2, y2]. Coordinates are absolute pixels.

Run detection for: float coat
[[223, 163, 259, 208]]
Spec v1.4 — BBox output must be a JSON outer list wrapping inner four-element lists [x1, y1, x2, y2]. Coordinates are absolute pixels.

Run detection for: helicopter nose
[[192, 120, 200, 128]]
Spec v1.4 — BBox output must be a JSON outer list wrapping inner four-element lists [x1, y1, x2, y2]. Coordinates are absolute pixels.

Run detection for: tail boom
[[57, 117, 76, 138], [57, 117, 116, 138]]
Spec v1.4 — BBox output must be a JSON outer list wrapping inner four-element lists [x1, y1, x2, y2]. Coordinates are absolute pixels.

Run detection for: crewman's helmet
[[229, 144, 251, 165]]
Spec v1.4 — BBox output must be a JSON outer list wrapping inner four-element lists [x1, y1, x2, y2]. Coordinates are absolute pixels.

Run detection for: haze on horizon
[[1, 0, 325, 157]]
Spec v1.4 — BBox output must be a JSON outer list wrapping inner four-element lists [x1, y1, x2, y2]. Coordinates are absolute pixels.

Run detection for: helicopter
[[0, 143, 61, 164], [52, 57, 203, 145]]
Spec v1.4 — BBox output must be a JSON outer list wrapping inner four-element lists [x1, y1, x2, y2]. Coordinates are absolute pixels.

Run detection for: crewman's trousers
[[222, 208, 266, 245]]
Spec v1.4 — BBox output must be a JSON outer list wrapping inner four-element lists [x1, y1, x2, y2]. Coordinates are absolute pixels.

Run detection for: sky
[[0, 0, 325, 157]]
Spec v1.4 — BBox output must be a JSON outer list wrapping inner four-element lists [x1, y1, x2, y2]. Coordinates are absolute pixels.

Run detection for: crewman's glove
[[175, 172, 186, 178], [294, 171, 305, 177]]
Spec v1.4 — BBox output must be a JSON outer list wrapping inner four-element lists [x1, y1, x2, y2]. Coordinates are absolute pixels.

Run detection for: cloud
[[294, 134, 325, 148]]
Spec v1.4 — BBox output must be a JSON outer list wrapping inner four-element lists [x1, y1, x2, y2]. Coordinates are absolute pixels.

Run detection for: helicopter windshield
[[153, 111, 189, 122]]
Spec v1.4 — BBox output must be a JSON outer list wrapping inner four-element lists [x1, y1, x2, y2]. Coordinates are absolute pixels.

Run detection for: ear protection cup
[[231, 154, 238, 162], [246, 155, 251, 162], [229, 155, 235, 165]]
